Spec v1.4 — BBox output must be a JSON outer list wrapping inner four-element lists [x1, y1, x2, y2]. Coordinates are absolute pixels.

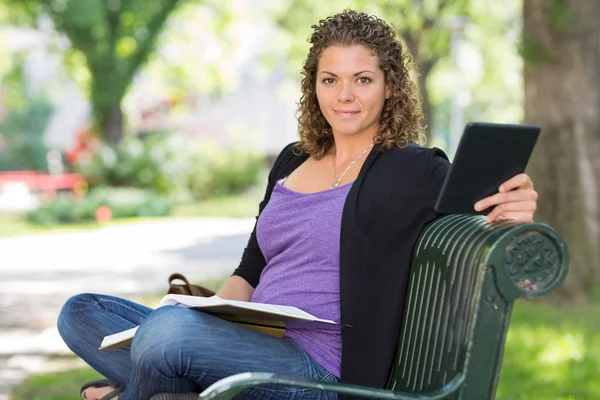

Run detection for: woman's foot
[[82, 385, 119, 400], [80, 379, 123, 400]]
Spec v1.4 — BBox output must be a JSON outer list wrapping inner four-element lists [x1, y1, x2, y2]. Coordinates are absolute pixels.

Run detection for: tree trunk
[[101, 104, 125, 145], [418, 61, 434, 142], [405, 36, 434, 142], [91, 70, 127, 145], [523, 0, 600, 304]]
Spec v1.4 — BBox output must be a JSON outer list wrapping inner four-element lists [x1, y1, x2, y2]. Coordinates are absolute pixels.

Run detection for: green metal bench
[[152, 214, 569, 400]]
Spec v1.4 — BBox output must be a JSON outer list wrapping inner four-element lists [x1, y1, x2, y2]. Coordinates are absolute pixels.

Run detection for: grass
[[0, 193, 261, 237], [10, 367, 104, 400], [10, 300, 600, 400], [496, 301, 600, 399], [170, 194, 261, 219]]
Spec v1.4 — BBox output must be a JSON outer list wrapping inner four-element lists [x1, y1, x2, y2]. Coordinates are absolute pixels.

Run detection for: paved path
[[0, 218, 254, 398]]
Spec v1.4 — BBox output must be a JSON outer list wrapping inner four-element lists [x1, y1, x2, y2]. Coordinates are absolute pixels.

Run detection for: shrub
[[186, 142, 265, 199], [0, 96, 54, 171], [26, 187, 172, 225], [72, 133, 266, 199]]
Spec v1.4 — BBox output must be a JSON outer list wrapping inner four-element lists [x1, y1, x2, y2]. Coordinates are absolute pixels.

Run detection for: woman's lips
[[334, 110, 360, 117]]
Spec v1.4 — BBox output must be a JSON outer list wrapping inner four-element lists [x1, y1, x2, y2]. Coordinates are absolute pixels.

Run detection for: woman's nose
[[337, 82, 355, 102]]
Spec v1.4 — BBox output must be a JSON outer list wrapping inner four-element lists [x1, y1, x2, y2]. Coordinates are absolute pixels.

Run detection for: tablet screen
[[434, 122, 540, 215]]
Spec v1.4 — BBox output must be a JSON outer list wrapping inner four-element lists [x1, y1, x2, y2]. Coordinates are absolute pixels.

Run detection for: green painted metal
[[166, 215, 569, 400], [388, 215, 569, 399], [198, 372, 464, 400]]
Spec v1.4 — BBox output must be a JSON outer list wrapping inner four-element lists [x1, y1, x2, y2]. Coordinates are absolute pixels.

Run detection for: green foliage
[[269, 0, 469, 65], [456, 0, 524, 125], [545, 0, 575, 32], [74, 134, 188, 196], [0, 192, 261, 236], [519, 1, 574, 68], [0, 66, 54, 171], [131, 1, 244, 101], [496, 301, 600, 399], [185, 144, 266, 199], [4, 0, 187, 143], [73, 133, 266, 199], [370, 0, 470, 61], [25, 186, 172, 225], [519, 32, 557, 67]]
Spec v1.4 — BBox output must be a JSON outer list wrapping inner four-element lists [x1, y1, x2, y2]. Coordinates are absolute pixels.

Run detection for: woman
[[59, 10, 538, 400]]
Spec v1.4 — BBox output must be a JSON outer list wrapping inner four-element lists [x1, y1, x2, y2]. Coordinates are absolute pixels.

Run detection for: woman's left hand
[[474, 173, 538, 223]]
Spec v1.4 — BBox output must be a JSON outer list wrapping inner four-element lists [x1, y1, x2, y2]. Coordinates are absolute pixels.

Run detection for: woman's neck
[[330, 133, 376, 165]]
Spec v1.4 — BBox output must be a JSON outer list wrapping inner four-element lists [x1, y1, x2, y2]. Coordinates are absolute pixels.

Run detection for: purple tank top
[[251, 180, 352, 377]]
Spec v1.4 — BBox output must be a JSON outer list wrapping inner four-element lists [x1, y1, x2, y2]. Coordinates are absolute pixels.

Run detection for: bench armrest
[[199, 372, 464, 400]]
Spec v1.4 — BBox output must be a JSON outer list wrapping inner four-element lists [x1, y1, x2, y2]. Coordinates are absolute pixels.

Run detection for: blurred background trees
[[3, 0, 187, 144], [270, 0, 522, 150], [0, 0, 597, 304], [523, 0, 600, 304], [1, 2, 599, 398], [0, 64, 54, 171]]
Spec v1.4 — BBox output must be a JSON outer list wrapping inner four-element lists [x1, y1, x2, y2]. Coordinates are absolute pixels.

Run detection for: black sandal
[[80, 378, 124, 400], [149, 394, 200, 400]]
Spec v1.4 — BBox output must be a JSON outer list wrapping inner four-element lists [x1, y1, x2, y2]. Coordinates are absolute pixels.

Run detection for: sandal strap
[[81, 378, 119, 392], [80, 379, 123, 400], [99, 386, 125, 400]]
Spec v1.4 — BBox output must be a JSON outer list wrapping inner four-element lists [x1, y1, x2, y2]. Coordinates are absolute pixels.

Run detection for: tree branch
[[123, 0, 183, 83]]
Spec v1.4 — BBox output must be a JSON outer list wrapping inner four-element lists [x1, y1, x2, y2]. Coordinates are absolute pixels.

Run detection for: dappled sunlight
[[538, 332, 584, 365], [496, 304, 600, 400]]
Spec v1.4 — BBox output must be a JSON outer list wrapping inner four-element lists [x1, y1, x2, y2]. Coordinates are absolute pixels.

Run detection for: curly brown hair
[[296, 9, 426, 159]]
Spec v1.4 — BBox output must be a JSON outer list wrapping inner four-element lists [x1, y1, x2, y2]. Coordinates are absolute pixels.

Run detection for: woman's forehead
[[317, 45, 381, 73]]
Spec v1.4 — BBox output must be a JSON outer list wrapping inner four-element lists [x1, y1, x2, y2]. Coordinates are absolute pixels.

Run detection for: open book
[[99, 294, 338, 350]]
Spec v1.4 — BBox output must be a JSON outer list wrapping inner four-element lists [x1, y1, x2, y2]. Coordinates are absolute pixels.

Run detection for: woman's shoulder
[[374, 143, 451, 206], [272, 142, 303, 166], [380, 143, 449, 168], [267, 142, 307, 181]]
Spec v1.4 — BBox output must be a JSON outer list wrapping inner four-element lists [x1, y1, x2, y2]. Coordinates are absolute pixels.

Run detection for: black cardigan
[[233, 142, 450, 397]]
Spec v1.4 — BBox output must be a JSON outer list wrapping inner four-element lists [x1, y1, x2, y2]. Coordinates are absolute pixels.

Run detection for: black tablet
[[434, 122, 540, 215]]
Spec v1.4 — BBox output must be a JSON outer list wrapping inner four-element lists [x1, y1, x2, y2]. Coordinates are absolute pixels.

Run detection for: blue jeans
[[57, 293, 338, 400]]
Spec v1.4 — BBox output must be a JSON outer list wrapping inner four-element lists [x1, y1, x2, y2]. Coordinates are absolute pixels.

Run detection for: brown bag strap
[[168, 273, 216, 297], [169, 272, 191, 286]]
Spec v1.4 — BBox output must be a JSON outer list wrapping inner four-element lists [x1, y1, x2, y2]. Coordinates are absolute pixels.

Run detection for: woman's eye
[[322, 78, 335, 84], [358, 77, 371, 84]]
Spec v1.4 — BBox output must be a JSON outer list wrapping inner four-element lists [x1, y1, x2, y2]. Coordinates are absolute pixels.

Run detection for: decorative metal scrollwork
[[504, 232, 560, 293]]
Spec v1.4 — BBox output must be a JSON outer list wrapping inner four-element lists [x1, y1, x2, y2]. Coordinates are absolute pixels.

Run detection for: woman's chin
[[332, 130, 370, 138]]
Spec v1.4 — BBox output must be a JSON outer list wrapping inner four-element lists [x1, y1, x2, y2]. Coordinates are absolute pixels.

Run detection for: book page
[[222, 299, 319, 320], [159, 294, 225, 308], [159, 295, 335, 324], [99, 326, 138, 350], [100, 301, 340, 351]]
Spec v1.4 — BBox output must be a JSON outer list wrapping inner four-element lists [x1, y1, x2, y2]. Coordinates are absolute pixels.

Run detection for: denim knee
[[57, 293, 97, 343], [130, 306, 201, 377]]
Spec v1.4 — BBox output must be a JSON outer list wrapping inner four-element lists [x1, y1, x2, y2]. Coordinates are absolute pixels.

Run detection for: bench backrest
[[387, 215, 569, 399]]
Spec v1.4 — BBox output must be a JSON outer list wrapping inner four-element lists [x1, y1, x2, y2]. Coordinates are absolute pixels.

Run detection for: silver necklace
[[331, 143, 374, 188]]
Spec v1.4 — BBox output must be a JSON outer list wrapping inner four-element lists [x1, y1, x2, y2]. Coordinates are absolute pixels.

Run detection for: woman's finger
[[486, 201, 537, 223], [499, 173, 534, 192], [489, 211, 534, 223], [475, 189, 538, 212]]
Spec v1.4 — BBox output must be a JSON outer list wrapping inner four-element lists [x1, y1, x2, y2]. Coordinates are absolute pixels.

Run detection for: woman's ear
[[385, 85, 391, 99]]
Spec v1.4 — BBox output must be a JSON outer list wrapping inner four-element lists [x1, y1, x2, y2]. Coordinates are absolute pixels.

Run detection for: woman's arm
[[216, 275, 255, 301]]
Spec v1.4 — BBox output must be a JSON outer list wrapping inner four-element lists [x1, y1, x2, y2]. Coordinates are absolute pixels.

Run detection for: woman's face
[[316, 45, 390, 139]]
